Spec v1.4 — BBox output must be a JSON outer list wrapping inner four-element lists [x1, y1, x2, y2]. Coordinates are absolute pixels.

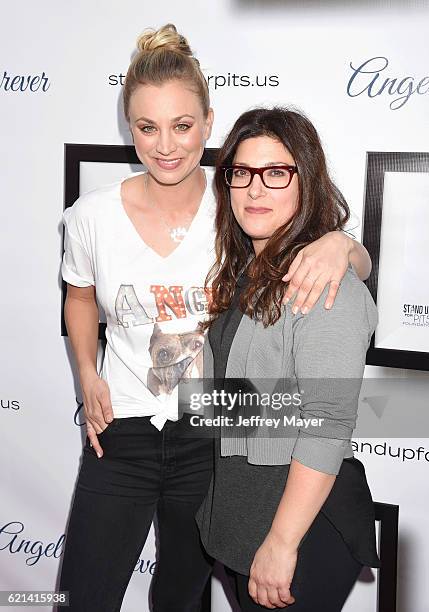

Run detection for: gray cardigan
[[203, 266, 377, 475]]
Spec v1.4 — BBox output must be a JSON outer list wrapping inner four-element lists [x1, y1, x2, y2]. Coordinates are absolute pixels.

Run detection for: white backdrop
[[1, 1, 429, 611]]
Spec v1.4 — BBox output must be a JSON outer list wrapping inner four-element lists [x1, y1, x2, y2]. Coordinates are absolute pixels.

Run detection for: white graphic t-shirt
[[62, 170, 216, 429]]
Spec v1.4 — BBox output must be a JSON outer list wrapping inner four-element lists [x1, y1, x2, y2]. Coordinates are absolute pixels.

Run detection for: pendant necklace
[[144, 172, 207, 243]]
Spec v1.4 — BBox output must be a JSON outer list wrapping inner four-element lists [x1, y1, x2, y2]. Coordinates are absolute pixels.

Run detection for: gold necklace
[[144, 171, 207, 243]]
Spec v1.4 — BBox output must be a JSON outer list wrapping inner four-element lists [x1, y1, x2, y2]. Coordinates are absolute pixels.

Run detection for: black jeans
[[232, 510, 363, 611], [59, 415, 214, 612]]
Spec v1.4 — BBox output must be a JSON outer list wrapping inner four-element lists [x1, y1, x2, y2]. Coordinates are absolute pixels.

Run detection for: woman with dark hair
[[196, 107, 380, 611]]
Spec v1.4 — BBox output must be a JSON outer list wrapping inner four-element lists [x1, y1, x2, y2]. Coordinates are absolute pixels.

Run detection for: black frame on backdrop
[[373, 502, 399, 612], [61, 143, 218, 337], [63, 146, 429, 369], [362, 151, 429, 371]]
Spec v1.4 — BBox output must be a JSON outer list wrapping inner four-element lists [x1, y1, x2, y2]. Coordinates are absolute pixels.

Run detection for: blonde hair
[[123, 23, 210, 122]]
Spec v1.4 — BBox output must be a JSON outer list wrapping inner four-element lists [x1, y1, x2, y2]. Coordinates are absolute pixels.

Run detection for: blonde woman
[[59, 24, 372, 611]]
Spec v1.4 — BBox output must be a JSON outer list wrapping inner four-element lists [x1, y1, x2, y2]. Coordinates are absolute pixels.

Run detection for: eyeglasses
[[223, 165, 298, 189]]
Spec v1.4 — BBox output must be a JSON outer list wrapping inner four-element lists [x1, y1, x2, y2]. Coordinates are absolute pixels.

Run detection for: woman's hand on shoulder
[[249, 531, 297, 608], [282, 231, 353, 314], [80, 369, 114, 458]]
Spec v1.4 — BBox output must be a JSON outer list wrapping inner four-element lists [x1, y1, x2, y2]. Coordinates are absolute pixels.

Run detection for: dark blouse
[[196, 274, 380, 575]]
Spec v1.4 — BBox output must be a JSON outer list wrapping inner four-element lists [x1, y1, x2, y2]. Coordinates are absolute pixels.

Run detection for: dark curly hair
[[205, 107, 350, 327]]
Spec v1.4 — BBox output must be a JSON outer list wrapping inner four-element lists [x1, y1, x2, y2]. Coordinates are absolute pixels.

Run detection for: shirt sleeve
[[61, 204, 95, 287], [290, 267, 377, 475]]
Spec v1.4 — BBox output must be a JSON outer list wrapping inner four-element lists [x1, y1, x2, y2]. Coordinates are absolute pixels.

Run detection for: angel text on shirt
[[115, 284, 212, 328]]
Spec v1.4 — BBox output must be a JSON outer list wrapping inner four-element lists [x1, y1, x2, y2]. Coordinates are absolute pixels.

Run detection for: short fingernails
[[292, 305, 299, 315], [301, 306, 308, 315], [96, 452, 102, 459]]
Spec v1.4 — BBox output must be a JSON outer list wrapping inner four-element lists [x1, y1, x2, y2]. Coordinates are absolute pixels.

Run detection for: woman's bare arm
[[65, 284, 99, 375], [65, 283, 113, 457], [269, 459, 335, 550]]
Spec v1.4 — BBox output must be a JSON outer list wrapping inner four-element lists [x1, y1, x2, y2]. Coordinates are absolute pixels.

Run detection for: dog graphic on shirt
[[147, 323, 204, 396]]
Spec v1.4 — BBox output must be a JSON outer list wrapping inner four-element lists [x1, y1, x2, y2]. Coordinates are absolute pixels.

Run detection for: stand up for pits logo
[[402, 303, 429, 327]]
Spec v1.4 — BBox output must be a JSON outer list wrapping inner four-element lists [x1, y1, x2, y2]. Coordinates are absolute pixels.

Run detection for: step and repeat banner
[[1, 1, 429, 611]]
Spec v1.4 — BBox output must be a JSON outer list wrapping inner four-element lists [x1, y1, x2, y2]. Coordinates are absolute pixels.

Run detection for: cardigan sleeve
[[290, 268, 377, 475]]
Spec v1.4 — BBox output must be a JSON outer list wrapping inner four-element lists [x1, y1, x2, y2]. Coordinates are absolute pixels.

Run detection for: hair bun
[[136, 23, 193, 57]]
